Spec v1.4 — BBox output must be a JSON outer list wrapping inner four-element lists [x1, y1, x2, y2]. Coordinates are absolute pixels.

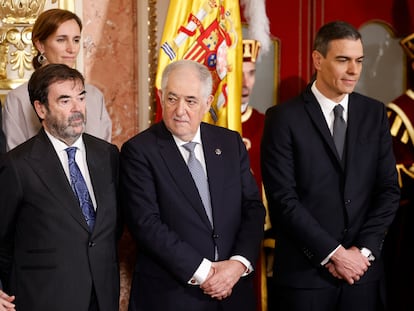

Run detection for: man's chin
[[67, 124, 85, 136], [69, 121, 86, 130]]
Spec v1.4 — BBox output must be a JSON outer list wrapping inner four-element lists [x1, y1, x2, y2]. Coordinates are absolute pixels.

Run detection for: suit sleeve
[[2, 90, 31, 151], [353, 103, 400, 257], [0, 154, 22, 290], [0, 107, 5, 154], [85, 85, 112, 143], [94, 89, 112, 143], [230, 133, 265, 265]]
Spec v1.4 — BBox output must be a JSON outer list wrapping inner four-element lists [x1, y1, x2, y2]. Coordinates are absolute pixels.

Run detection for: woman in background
[[2, 9, 112, 151]]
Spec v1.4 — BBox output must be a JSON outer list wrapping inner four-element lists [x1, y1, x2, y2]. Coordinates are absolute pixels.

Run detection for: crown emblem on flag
[[400, 33, 414, 59], [242, 39, 261, 63]]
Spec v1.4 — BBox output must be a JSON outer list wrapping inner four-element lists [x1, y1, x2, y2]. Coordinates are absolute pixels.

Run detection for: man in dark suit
[[120, 59, 265, 311], [0, 64, 120, 311], [261, 21, 400, 311]]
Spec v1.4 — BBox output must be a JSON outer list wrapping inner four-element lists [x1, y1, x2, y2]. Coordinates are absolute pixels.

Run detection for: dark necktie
[[66, 147, 96, 231], [183, 142, 213, 226], [333, 104, 347, 159]]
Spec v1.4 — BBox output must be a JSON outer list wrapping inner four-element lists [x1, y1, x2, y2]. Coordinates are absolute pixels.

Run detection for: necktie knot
[[333, 104, 344, 118], [66, 146, 77, 162], [183, 141, 197, 154]]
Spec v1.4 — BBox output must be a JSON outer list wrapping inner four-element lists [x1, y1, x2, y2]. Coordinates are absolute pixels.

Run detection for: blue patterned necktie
[[333, 104, 347, 159], [183, 142, 213, 226], [66, 147, 96, 231]]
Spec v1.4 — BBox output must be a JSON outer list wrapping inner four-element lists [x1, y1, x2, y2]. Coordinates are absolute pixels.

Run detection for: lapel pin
[[215, 148, 222, 155]]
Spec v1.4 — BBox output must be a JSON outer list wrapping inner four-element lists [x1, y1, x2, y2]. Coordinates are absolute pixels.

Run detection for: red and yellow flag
[[154, 0, 242, 133]]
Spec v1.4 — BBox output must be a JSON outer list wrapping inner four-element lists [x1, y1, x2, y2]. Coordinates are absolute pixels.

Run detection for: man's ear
[[158, 89, 164, 108], [312, 50, 323, 71], [204, 94, 214, 114], [34, 100, 46, 120]]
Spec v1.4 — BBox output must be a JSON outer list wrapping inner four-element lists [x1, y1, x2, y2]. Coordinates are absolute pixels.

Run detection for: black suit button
[[89, 241, 96, 247], [212, 234, 219, 239], [345, 199, 351, 205]]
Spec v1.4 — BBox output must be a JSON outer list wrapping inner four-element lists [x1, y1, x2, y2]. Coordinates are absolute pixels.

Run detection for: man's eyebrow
[[56, 90, 86, 101], [57, 94, 71, 100], [335, 55, 364, 60], [185, 95, 197, 100]]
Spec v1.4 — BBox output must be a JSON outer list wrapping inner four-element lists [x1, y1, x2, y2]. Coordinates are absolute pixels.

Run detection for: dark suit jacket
[[120, 121, 265, 311], [0, 129, 120, 311], [0, 104, 6, 154], [261, 85, 400, 288]]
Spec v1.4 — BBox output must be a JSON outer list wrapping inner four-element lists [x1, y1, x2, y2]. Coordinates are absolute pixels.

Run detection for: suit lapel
[[157, 123, 212, 229], [303, 89, 345, 168], [27, 130, 90, 232], [343, 95, 360, 170], [83, 135, 108, 235]]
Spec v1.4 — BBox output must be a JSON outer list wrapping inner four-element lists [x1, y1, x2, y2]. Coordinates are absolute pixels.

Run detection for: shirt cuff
[[230, 255, 253, 276], [320, 244, 341, 266], [360, 247, 375, 261], [188, 258, 212, 285]]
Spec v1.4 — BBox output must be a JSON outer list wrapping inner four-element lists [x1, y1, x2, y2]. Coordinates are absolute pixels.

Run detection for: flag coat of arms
[[155, 0, 242, 133]]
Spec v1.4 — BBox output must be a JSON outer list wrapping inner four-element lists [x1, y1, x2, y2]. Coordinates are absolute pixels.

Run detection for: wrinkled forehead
[[48, 78, 85, 97]]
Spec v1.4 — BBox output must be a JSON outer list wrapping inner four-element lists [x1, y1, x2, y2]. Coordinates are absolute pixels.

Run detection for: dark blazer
[[0, 129, 120, 311], [120, 121, 265, 311], [0, 104, 6, 154], [261, 85, 400, 288]]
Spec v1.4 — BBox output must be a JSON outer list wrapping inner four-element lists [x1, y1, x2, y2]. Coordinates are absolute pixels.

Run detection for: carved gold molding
[[0, 0, 76, 91], [148, 0, 158, 124]]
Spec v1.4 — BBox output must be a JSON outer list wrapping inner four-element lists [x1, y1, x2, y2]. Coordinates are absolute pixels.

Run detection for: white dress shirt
[[45, 131, 97, 211]]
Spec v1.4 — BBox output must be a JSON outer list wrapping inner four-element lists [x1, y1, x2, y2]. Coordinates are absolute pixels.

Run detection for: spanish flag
[[154, 0, 242, 134]]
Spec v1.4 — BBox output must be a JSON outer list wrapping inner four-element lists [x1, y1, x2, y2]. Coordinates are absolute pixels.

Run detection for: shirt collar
[[311, 81, 349, 117], [45, 130, 85, 153], [172, 126, 202, 147]]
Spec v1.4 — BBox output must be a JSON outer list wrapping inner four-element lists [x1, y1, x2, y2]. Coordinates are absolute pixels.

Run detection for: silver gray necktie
[[333, 104, 347, 159], [183, 142, 213, 226]]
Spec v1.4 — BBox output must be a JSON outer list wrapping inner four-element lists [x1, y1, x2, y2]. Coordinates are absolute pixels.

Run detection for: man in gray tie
[[120, 59, 265, 311], [261, 21, 400, 311], [0, 64, 120, 311]]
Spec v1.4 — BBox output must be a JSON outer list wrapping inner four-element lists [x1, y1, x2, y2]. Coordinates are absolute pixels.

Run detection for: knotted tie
[[66, 147, 96, 231], [183, 142, 213, 226], [333, 104, 347, 159]]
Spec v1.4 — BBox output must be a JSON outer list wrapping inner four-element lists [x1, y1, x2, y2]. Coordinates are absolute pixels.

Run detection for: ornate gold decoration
[[400, 33, 414, 59], [148, 0, 158, 124], [0, 0, 47, 89], [0, 0, 45, 24], [243, 39, 261, 63], [0, 0, 75, 93]]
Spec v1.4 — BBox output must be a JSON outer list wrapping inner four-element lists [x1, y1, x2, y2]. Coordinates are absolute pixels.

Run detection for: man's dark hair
[[28, 63, 85, 111], [313, 21, 362, 57]]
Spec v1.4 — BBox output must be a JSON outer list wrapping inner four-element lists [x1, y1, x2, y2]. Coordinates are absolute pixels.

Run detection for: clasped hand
[[200, 260, 246, 300], [0, 290, 15, 311], [325, 246, 371, 285]]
